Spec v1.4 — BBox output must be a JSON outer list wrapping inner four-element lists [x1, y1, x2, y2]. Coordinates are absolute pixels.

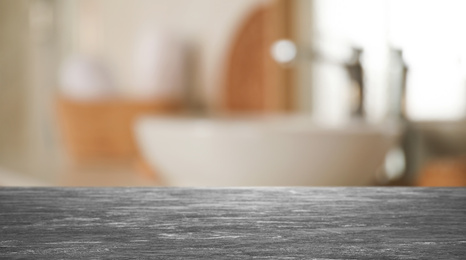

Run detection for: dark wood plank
[[1, 188, 465, 259]]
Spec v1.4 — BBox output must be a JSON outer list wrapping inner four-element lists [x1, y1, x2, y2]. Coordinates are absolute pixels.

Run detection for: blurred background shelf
[[56, 97, 181, 163]]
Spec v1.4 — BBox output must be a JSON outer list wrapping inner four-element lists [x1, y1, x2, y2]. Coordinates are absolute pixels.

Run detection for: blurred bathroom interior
[[1, 0, 466, 187]]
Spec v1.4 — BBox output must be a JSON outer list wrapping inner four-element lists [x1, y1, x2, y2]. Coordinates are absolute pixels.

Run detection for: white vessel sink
[[135, 116, 400, 186]]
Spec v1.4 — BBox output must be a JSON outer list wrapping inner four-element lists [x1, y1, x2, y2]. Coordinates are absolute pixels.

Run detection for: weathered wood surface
[[1, 188, 465, 259]]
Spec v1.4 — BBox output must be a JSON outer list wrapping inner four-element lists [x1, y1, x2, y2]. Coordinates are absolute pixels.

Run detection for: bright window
[[312, 0, 466, 122]]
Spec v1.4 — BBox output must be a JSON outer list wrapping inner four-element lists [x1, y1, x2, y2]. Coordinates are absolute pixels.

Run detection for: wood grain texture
[[1, 188, 465, 259]]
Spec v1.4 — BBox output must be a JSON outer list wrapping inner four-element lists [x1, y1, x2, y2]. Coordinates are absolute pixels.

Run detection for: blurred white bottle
[[59, 56, 116, 100], [131, 28, 187, 101]]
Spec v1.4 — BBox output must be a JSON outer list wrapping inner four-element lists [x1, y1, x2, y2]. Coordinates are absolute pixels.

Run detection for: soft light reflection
[[313, 0, 466, 122]]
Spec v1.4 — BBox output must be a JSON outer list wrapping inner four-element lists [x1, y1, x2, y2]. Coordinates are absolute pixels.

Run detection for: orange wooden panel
[[417, 158, 466, 187], [222, 1, 294, 113], [56, 97, 181, 163]]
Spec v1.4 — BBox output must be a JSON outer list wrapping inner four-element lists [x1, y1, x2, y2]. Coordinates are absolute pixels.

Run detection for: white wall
[[69, 0, 270, 107]]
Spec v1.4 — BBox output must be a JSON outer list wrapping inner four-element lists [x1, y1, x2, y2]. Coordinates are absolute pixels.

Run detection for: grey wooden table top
[[1, 187, 465, 259]]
